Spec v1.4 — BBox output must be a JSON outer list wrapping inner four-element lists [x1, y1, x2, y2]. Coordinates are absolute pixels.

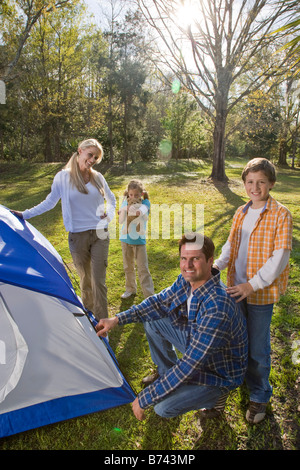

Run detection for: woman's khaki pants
[[121, 241, 154, 298], [68, 229, 109, 320]]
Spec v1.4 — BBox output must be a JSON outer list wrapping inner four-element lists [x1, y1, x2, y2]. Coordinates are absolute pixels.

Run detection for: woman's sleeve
[[22, 172, 62, 220]]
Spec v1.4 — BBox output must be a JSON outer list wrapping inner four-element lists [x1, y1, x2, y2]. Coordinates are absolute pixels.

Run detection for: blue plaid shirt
[[117, 270, 248, 409]]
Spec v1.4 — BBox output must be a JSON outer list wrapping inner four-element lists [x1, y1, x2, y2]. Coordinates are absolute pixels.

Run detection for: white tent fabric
[[0, 283, 124, 414], [0, 293, 28, 404]]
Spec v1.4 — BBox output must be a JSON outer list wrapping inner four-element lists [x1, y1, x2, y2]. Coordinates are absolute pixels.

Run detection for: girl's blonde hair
[[65, 139, 104, 195], [123, 179, 149, 200]]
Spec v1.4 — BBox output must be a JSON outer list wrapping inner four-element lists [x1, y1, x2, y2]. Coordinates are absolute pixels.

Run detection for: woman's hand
[[10, 210, 23, 218]]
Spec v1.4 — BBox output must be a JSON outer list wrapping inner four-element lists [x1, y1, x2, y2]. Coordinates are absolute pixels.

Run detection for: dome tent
[[0, 205, 135, 438]]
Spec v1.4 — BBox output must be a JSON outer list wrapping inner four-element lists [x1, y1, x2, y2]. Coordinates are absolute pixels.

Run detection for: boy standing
[[214, 158, 293, 424]]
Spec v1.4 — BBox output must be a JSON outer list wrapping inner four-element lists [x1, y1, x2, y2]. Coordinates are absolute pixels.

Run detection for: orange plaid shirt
[[227, 196, 293, 305]]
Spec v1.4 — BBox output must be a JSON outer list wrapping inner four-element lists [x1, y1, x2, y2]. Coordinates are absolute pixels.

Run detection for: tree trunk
[[108, 93, 114, 165], [278, 121, 289, 166], [291, 107, 299, 169], [0, 127, 4, 159], [123, 102, 128, 172], [43, 122, 53, 162], [278, 138, 288, 166], [210, 100, 228, 182]]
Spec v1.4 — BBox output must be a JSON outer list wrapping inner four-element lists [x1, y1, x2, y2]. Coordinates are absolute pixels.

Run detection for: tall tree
[[0, 1, 99, 160], [95, 0, 127, 164], [138, 0, 299, 181], [0, 0, 72, 83], [277, 75, 300, 165], [272, 0, 300, 76], [99, 9, 149, 169]]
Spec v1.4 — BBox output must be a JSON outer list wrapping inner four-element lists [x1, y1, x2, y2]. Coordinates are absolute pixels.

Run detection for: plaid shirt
[[117, 271, 248, 409], [227, 196, 293, 305]]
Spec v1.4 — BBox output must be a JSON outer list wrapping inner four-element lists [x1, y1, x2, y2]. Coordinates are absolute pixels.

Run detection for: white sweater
[[22, 169, 116, 233]]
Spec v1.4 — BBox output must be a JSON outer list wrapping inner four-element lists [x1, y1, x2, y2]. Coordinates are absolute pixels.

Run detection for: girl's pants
[[121, 242, 154, 298], [239, 300, 274, 403], [68, 229, 109, 320], [143, 317, 228, 418]]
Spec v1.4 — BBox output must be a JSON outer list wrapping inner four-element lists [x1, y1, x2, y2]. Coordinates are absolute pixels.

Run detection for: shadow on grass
[[193, 413, 239, 450], [189, 382, 286, 450], [0, 162, 66, 242], [141, 414, 182, 450], [0, 162, 63, 206], [211, 178, 245, 207], [200, 179, 246, 250], [192, 409, 284, 450]]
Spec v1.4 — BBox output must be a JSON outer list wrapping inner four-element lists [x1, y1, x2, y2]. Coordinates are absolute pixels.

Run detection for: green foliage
[[161, 91, 209, 160], [0, 0, 106, 161], [240, 90, 281, 160], [273, 17, 300, 74], [0, 158, 299, 450]]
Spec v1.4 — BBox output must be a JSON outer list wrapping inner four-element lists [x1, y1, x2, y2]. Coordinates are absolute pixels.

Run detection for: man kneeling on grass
[[96, 233, 248, 420]]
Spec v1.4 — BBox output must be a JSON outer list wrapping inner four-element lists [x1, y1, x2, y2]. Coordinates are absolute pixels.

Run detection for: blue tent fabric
[[0, 205, 81, 307], [0, 205, 135, 438], [0, 385, 135, 439]]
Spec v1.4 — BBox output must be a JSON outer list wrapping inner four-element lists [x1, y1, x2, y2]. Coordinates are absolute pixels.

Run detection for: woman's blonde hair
[[123, 179, 149, 200], [65, 139, 104, 195]]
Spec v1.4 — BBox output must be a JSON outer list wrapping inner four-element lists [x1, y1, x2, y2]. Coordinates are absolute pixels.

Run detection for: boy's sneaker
[[121, 291, 136, 299], [246, 401, 268, 424]]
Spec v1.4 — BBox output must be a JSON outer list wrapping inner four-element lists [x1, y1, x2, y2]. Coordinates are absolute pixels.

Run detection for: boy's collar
[[242, 195, 273, 214]]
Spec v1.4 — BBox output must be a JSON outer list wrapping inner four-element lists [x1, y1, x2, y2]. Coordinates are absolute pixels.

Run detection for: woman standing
[[12, 139, 116, 320]]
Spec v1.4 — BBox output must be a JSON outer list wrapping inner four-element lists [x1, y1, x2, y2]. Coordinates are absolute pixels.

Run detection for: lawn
[[0, 157, 299, 451]]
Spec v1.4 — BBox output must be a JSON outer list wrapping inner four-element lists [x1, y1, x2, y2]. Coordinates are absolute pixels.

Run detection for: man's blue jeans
[[239, 300, 274, 403], [143, 317, 228, 418]]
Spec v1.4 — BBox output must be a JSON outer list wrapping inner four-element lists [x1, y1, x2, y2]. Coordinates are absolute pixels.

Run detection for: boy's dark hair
[[242, 158, 276, 184], [179, 233, 215, 261]]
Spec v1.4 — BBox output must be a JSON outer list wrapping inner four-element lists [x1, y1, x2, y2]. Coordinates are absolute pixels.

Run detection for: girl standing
[[119, 179, 154, 299]]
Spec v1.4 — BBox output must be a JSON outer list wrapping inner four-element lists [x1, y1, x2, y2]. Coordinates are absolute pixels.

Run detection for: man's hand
[[132, 397, 146, 421], [226, 282, 254, 302], [95, 316, 119, 337]]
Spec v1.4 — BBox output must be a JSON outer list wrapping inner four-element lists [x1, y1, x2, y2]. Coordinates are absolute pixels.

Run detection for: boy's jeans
[[239, 300, 274, 403], [143, 317, 228, 418]]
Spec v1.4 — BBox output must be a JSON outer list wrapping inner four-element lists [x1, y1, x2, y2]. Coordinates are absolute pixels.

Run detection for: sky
[[84, 0, 103, 24], [84, 0, 129, 27]]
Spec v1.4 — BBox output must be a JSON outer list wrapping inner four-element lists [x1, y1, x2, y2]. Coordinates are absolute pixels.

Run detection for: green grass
[[0, 157, 299, 451]]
